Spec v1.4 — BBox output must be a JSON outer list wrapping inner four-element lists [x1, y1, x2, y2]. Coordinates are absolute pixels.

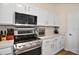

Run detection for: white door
[[66, 12, 79, 54]]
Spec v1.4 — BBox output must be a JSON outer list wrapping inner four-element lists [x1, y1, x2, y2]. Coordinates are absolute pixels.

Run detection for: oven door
[[18, 47, 41, 55]]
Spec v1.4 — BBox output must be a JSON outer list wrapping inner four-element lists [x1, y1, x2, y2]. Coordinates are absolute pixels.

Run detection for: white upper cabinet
[[47, 12, 55, 26], [37, 9, 55, 26], [0, 3, 59, 26], [26, 5, 55, 26], [37, 9, 47, 25], [54, 14, 60, 26], [26, 5, 39, 16], [15, 4, 39, 16], [0, 4, 15, 24], [15, 4, 26, 13]]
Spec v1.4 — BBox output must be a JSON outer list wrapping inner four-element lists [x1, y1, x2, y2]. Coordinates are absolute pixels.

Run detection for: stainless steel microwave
[[15, 12, 37, 25]]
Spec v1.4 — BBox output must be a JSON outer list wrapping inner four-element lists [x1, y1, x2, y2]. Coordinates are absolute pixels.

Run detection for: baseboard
[[64, 48, 79, 55], [64, 48, 69, 51]]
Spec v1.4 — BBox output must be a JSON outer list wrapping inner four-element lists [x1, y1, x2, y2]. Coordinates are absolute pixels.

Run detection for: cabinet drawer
[[0, 47, 13, 55]]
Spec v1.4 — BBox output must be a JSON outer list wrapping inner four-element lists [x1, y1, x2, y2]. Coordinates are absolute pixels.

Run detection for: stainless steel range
[[14, 39, 41, 55], [13, 27, 42, 55]]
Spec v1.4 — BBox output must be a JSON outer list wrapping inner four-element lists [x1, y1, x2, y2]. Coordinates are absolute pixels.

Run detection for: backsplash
[[45, 27, 55, 36], [0, 26, 59, 36]]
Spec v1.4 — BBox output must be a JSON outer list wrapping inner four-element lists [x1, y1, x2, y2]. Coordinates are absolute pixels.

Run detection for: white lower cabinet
[[52, 36, 64, 54], [42, 39, 53, 55], [0, 47, 13, 55], [42, 36, 64, 55], [60, 36, 65, 49]]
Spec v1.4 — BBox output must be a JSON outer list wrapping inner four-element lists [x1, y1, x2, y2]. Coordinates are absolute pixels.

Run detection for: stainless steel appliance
[[14, 27, 42, 55], [14, 39, 42, 55], [36, 27, 45, 37], [15, 12, 37, 25], [14, 34, 42, 55]]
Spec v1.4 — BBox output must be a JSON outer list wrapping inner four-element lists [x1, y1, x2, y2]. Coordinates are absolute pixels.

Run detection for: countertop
[[39, 34, 65, 40], [0, 40, 14, 49]]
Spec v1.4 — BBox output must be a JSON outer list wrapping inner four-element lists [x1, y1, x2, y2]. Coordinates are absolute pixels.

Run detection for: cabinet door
[[27, 5, 39, 16], [47, 12, 54, 26], [42, 39, 53, 55], [37, 9, 55, 26], [15, 4, 25, 13], [37, 9, 48, 25], [0, 4, 15, 24], [54, 14, 60, 26], [57, 37, 61, 50], [52, 38, 59, 54], [60, 36, 65, 49], [53, 36, 64, 54], [0, 47, 13, 55], [51, 37, 64, 54]]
